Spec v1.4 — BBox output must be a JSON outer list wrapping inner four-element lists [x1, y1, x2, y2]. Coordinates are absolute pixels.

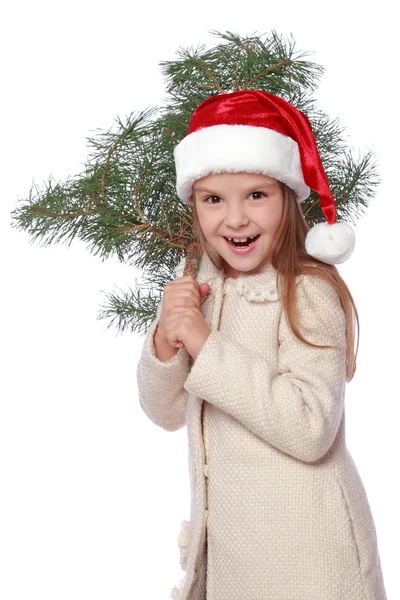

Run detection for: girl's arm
[[183, 275, 347, 463], [136, 299, 191, 431]]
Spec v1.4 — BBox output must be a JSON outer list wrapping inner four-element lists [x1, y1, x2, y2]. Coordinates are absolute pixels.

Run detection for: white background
[[1, 1, 398, 598]]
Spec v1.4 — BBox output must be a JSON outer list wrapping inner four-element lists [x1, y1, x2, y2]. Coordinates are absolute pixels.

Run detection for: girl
[[136, 91, 387, 600]]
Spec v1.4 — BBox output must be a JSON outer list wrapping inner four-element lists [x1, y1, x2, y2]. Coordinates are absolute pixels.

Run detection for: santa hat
[[173, 90, 355, 265]]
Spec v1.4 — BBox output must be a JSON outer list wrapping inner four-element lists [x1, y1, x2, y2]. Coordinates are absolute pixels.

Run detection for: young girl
[[136, 91, 387, 600]]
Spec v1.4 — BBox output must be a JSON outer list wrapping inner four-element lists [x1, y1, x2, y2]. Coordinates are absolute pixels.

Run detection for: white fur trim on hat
[[174, 124, 310, 204], [305, 222, 356, 265]]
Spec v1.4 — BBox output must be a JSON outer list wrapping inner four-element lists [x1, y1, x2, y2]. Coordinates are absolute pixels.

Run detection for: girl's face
[[189, 172, 284, 279]]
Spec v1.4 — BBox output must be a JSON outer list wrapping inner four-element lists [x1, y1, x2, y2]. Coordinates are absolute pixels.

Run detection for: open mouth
[[224, 235, 260, 248]]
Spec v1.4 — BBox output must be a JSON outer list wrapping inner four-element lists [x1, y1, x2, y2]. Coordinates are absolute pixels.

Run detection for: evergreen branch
[[175, 204, 193, 231], [189, 56, 224, 93], [232, 62, 240, 91], [303, 197, 320, 217], [131, 169, 183, 248], [98, 283, 161, 335], [133, 174, 149, 226], [159, 197, 173, 240], [241, 58, 292, 90], [101, 138, 119, 200], [108, 222, 153, 235], [30, 206, 97, 219], [233, 37, 252, 53], [116, 226, 191, 248], [97, 109, 158, 201]]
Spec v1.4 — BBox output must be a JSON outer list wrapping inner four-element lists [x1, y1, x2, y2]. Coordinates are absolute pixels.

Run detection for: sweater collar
[[174, 252, 295, 302]]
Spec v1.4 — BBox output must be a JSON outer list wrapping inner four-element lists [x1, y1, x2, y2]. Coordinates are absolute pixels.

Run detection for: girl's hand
[[157, 275, 211, 359]]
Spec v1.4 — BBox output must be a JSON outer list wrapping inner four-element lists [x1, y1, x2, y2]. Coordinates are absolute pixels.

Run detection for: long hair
[[191, 183, 359, 382]]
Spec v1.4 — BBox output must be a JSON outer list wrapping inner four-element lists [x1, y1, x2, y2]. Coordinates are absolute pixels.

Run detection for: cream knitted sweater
[[136, 253, 387, 600]]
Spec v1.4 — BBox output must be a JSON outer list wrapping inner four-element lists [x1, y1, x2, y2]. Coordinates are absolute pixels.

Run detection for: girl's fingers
[[167, 337, 184, 349], [174, 275, 197, 283], [163, 309, 199, 348], [163, 310, 200, 333], [159, 277, 207, 347], [165, 289, 200, 308], [165, 306, 200, 314], [167, 278, 201, 293]]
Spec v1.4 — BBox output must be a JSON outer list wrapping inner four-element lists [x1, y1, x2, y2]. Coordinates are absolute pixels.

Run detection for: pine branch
[[98, 285, 161, 335], [241, 58, 292, 90]]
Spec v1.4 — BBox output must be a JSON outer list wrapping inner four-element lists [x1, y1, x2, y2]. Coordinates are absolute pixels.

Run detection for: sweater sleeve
[[136, 299, 191, 432], [183, 275, 347, 462]]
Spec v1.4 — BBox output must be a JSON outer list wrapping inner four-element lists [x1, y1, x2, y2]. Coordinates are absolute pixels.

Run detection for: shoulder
[[297, 272, 342, 309], [294, 272, 346, 344]]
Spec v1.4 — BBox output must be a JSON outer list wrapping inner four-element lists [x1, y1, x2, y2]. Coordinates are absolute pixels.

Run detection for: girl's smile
[[223, 234, 261, 254], [190, 172, 284, 279]]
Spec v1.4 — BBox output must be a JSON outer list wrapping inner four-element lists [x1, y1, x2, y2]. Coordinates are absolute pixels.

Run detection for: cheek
[[196, 211, 209, 234], [260, 200, 283, 231], [197, 208, 218, 234]]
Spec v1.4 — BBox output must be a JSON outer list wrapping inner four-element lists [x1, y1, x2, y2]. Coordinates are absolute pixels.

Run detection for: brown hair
[[191, 183, 359, 382]]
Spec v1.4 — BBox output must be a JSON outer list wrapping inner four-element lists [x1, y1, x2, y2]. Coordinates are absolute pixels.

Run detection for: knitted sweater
[[136, 252, 387, 600]]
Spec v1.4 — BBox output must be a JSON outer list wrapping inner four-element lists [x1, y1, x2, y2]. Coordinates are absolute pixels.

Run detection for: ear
[[187, 194, 194, 206]]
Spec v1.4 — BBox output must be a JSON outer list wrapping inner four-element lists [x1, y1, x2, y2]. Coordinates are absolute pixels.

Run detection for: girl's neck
[[224, 272, 240, 280]]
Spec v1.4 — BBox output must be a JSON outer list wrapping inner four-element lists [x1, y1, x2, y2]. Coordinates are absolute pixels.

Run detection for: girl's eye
[[203, 191, 266, 203], [249, 191, 266, 200]]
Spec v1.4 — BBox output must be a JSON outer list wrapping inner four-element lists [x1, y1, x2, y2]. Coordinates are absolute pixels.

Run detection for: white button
[[203, 463, 208, 477]]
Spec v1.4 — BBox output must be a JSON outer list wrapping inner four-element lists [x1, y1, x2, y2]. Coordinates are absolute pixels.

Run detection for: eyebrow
[[193, 181, 278, 194]]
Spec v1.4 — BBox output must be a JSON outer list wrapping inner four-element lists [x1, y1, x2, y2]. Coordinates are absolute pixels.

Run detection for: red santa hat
[[173, 90, 355, 265]]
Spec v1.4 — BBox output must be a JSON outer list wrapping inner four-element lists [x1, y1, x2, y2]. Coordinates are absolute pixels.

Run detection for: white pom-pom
[[305, 222, 355, 265]]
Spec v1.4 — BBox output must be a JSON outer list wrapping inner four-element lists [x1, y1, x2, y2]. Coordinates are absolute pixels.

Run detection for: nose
[[223, 203, 249, 229]]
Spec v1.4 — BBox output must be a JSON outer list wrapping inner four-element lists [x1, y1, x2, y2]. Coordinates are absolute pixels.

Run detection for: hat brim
[[174, 124, 310, 203]]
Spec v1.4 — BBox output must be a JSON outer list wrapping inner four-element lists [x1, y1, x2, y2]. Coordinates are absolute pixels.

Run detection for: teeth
[[227, 236, 257, 242]]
